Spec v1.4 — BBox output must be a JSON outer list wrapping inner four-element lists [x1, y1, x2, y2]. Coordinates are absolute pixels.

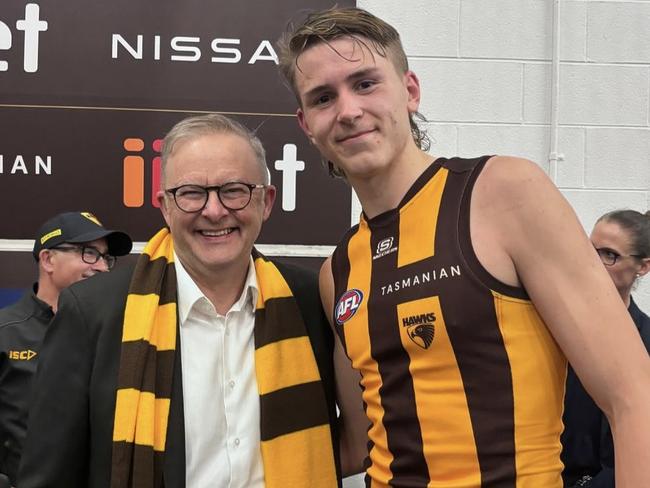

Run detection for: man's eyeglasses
[[165, 182, 266, 213], [595, 247, 644, 266], [51, 245, 117, 269]]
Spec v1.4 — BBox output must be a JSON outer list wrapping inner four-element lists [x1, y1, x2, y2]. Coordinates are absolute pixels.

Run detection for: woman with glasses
[[562, 209, 650, 488]]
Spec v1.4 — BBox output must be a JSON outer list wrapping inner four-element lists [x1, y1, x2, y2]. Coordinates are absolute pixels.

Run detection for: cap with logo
[[32, 211, 133, 260]]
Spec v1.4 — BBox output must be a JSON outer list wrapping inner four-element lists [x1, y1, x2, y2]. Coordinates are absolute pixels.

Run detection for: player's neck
[[350, 147, 434, 220]]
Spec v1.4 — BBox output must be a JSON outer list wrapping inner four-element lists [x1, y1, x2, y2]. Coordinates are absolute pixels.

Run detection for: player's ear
[[404, 70, 421, 114], [297, 109, 316, 144]]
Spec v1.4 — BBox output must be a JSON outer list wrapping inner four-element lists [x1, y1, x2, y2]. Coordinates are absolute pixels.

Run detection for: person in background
[[18, 114, 340, 488], [0, 211, 132, 487], [562, 209, 650, 487]]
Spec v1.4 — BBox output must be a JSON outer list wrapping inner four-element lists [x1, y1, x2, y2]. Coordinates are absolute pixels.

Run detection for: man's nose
[[201, 189, 230, 218], [336, 91, 363, 124], [92, 258, 110, 272]]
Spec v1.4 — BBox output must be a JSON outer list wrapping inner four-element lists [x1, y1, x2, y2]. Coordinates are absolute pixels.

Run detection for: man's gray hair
[[161, 113, 270, 186]]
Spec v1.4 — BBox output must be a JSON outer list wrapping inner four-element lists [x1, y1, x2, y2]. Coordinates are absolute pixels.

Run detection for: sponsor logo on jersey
[[381, 264, 462, 295], [335, 289, 363, 325], [8, 349, 37, 361], [373, 236, 398, 260], [402, 312, 436, 349]]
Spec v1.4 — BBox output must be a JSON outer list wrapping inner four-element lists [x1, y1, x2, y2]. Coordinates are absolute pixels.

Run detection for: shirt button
[[234, 438, 240, 447], [229, 380, 235, 389]]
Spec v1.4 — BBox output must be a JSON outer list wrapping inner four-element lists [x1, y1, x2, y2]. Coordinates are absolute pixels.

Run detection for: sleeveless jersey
[[331, 156, 567, 487]]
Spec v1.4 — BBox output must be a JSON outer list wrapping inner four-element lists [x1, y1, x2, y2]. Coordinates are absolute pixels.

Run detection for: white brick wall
[[358, 0, 650, 315], [344, 5, 649, 483]]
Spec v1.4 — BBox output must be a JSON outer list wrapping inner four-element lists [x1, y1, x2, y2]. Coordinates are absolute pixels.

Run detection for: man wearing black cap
[[0, 211, 132, 487]]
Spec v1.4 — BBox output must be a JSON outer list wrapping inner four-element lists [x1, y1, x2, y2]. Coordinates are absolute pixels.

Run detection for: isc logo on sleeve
[[8, 349, 37, 360], [335, 289, 363, 325]]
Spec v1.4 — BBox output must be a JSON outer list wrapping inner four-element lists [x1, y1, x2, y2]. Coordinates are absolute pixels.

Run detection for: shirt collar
[[174, 254, 259, 324], [19, 283, 55, 319]]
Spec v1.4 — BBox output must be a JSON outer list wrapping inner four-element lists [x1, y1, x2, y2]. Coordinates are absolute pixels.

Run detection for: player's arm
[[473, 156, 650, 488], [320, 257, 369, 477]]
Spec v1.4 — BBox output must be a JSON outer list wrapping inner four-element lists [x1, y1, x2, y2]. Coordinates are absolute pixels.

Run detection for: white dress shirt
[[175, 255, 265, 488]]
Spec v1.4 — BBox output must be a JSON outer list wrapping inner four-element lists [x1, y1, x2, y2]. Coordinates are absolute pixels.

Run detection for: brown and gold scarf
[[110, 228, 337, 487]]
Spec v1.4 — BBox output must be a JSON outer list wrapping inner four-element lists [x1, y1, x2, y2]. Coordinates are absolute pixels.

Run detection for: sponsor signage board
[[0, 0, 353, 245]]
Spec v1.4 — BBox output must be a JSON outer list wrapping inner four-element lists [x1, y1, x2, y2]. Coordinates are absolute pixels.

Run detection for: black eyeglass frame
[[165, 182, 267, 213], [595, 247, 645, 267], [50, 245, 117, 269]]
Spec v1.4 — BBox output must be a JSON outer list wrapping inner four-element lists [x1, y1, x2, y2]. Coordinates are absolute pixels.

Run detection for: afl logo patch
[[335, 289, 364, 325]]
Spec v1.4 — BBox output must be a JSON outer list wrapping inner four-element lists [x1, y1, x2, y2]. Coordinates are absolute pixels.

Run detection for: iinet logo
[[0, 3, 48, 73], [122, 139, 306, 212], [122, 138, 163, 208]]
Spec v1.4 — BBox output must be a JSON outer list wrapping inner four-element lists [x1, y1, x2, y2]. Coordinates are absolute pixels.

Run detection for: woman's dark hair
[[598, 209, 650, 258]]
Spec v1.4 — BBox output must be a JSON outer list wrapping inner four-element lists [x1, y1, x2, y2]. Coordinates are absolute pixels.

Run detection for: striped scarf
[[111, 228, 337, 487]]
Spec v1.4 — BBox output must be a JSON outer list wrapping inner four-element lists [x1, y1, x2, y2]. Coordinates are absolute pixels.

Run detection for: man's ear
[[638, 257, 650, 278], [297, 108, 315, 144], [262, 185, 277, 221], [38, 249, 55, 273], [157, 190, 172, 228], [404, 70, 422, 114]]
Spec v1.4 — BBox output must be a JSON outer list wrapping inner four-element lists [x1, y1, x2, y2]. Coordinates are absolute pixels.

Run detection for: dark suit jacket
[[561, 297, 650, 487], [17, 259, 339, 488]]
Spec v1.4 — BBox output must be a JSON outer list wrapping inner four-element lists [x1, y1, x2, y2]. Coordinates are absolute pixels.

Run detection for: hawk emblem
[[408, 323, 435, 349]]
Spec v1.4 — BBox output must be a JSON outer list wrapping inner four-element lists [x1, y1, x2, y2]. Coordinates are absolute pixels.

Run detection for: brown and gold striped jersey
[[331, 156, 567, 487]]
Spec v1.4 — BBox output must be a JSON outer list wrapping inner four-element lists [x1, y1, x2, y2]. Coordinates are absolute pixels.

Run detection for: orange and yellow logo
[[122, 138, 162, 208]]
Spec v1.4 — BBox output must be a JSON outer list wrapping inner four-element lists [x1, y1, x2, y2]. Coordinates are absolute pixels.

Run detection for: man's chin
[[186, 249, 244, 272]]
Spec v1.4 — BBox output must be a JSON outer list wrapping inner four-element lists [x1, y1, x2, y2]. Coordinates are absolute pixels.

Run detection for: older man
[[18, 114, 340, 488], [0, 211, 132, 487]]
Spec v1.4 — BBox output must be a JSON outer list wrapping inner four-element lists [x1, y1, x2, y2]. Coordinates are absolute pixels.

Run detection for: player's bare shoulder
[[470, 155, 563, 286], [477, 155, 552, 202], [472, 155, 559, 229], [319, 256, 335, 327]]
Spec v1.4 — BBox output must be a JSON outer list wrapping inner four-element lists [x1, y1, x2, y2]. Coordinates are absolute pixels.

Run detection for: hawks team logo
[[335, 289, 364, 325], [402, 312, 436, 349]]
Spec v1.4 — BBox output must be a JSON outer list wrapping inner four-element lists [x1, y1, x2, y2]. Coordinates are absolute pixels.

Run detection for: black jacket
[[561, 297, 650, 487], [18, 259, 339, 488], [0, 287, 53, 485]]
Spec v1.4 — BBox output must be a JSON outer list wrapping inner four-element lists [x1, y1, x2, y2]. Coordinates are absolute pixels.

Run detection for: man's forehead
[[297, 35, 380, 69], [169, 132, 227, 155], [296, 41, 377, 93], [166, 133, 263, 182], [169, 134, 243, 168]]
